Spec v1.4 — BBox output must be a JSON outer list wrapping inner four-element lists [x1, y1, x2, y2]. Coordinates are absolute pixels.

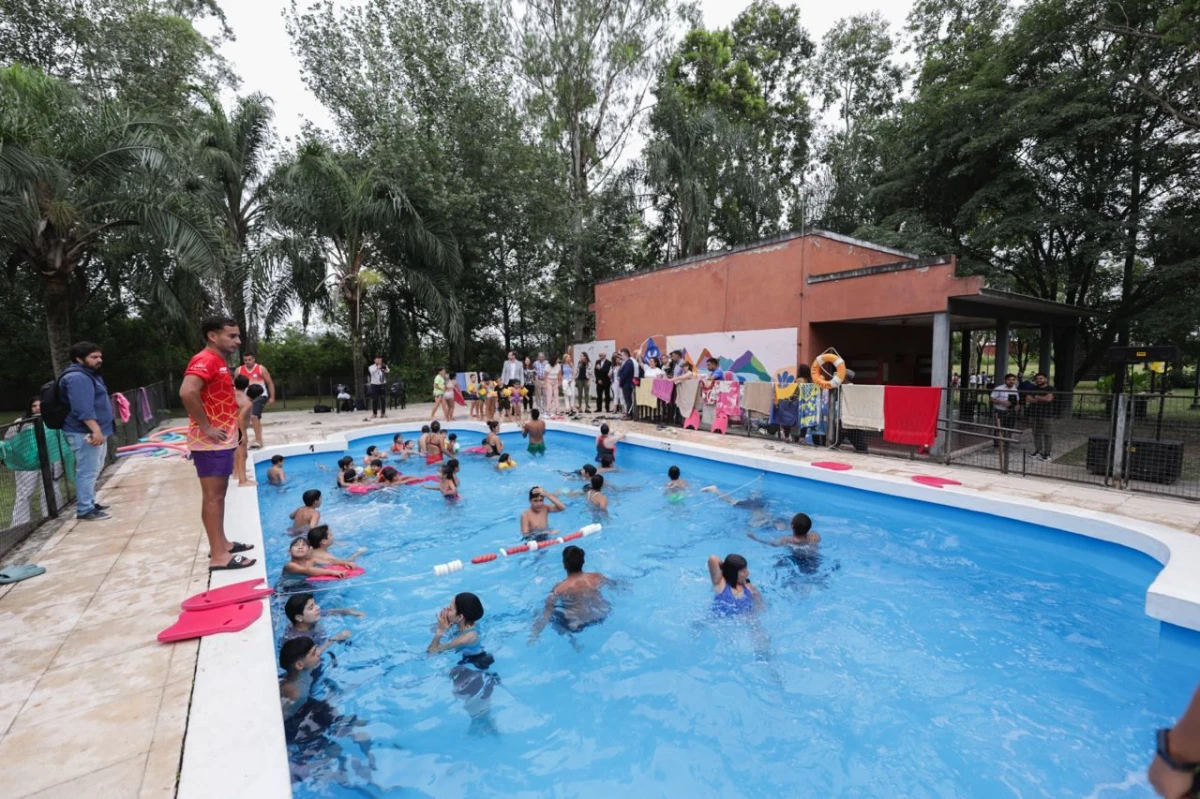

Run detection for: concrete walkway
[[0, 402, 1195, 797]]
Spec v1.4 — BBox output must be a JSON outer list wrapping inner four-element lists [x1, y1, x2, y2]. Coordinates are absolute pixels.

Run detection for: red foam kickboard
[[158, 601, 264, 643], [181, 578, 273, 611], [812, 461, 853, 471], [912, 475, 962, 488]]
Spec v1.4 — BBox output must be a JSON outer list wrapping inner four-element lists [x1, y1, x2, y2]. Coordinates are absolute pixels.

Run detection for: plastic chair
[[683, 409, 701, 430]]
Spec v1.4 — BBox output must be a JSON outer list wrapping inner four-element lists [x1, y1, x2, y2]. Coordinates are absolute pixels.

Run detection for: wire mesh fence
[[0, 417, 76, 557], [0, 381, 172, 558]]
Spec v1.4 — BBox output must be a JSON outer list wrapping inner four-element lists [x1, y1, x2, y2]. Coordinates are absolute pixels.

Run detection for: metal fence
[[647, 381, 1198, 503], [845, 387, 1198, 502], [0, 381, 172, 558]]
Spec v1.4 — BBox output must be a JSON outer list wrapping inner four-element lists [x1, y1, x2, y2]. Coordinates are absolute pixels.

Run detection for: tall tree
[[513, 0, 675, 340], [193, 91, 274, 348], [0, 64, 224, 372], [271, 141, 461, 397]]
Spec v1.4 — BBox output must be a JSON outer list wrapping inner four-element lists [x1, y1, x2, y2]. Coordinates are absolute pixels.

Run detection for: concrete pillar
[[959, 329, 973, 381], [994, 319, 1010, 381], [931, 312, 951, 455], [1039, 325, 1054, 377], [1054, 326, 1077, 392]]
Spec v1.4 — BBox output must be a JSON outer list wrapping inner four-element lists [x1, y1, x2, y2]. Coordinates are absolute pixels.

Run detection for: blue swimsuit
[[712, 584, 755, 616]]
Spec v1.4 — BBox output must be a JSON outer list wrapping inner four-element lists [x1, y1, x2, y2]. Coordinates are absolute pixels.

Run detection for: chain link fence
[[0, 381, 172, 558]]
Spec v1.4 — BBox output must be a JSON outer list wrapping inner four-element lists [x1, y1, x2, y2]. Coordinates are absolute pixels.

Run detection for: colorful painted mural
[[663, 328, 798, 382]]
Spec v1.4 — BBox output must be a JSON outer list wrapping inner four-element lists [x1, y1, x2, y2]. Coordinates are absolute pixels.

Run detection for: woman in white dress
[[560, 354, 576, 413], [545, 357, 562, 414]]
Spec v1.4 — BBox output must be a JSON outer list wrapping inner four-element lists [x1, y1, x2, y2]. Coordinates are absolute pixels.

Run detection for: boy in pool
[[496, 453, 517, 470], [427, 592, 498, 732], [417, 425, 431, 454], [363, 458, 384, 478], [522, 409, 547, 455], [332, 456, 355, 487], [307, 525, 366, 567], [289, 489, 322, 535], [520, 486, 566, 538], [340, 468, 359, 487], [267, 455, 286, 485], [530, 546, 612, 641], [284, 537, 349, 580], [283, 592, 365, 645], [584, 474, 609, 513], [377, 465, 429, 486], [746, 513, 820, 546], [362, 445, 386, 466], [665, 465, 688, 491], [279, 637, 375, 771]]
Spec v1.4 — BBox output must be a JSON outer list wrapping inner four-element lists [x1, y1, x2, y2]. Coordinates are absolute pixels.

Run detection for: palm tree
[[194, 91, 275, 348], [271, 141, 461, 397], [0, 64, 223, 372]]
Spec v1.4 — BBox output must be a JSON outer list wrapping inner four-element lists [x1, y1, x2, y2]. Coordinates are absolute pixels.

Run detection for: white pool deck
[[1, 403, 1198, 798]]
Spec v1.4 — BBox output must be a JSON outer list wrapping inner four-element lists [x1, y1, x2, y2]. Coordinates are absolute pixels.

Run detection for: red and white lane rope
[[433, 524, 602, 576]]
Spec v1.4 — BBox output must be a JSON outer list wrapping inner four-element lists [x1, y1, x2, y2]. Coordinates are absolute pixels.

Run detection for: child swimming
[[665, 465, 688, 491], [362, 445, 386, 466], [585, 474, 609, 513], [707, 553, 762, 616], [288, 489, 322, 535], [391, 434, 413, 458], [335, 456, 355, 487], [496, 453, 517, 470], [267, 454, 286, 485], [282, 592, 364, 645], [423, 458, 460, 500], [306, 525, 366, 567], [427, 592, 497, 732], [283, 537, 348, 580]]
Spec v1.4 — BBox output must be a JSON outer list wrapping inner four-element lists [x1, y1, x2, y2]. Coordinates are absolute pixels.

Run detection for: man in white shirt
[[367, 356, 389, 419], [990, 373, 1020, 445], [500, 351, 524, 388]]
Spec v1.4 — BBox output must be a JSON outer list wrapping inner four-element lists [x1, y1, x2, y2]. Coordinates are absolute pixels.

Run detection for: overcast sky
[[208, 0, 914, 144]]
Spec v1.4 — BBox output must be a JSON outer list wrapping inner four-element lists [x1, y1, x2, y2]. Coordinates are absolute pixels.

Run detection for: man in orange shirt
[[180, 316, 256, 571]]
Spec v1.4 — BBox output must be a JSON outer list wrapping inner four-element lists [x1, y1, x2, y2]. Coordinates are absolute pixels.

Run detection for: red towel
[[883, 386, 942, 448]]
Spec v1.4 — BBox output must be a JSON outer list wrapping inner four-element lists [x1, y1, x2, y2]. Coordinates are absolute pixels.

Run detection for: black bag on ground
[[38, 375, 71, 429], [313, 404, 332, 413]]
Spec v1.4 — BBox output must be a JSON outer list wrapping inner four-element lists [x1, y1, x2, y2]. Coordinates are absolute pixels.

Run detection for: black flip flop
[[206, 542, 256, 557], [209, 554, 256, 571]]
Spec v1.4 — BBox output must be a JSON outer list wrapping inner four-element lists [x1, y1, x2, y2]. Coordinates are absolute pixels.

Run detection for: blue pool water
[[257, 428, 1200, 798]]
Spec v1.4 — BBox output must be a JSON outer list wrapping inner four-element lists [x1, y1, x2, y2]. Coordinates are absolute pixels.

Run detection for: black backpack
[[38, 373, 71, 429]]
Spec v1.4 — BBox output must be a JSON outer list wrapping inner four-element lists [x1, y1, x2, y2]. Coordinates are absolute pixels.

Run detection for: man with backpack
[[53, 342, 115, 521]]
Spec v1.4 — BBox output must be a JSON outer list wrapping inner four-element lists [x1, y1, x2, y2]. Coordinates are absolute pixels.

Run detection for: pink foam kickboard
[[812, 461, 853, 471], [181, 578, 272, 611], [308, 565, 366, 583], [158, 601, 264, 643], [912, 475, 962, 488]]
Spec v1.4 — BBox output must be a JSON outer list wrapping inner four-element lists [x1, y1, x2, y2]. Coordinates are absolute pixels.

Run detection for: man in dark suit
[[594, 351, 613, 413], [617, 348, 636, 419]]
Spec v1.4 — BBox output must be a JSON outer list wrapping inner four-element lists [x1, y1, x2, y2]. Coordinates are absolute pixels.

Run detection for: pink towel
[[651, 378, 675, 403], [883, 386, 942, 447], [113, 392, 131, 423], [716, 381, 741, 419]]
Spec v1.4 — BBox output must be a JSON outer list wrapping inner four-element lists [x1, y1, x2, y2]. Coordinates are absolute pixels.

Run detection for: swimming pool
[[254, 425, 1200, 798]]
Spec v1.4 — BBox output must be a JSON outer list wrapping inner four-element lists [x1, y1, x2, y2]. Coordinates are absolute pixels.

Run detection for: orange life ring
[[811, 353, 847, 389]]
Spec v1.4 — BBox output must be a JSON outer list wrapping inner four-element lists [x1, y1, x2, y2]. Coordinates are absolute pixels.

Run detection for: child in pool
[[282, 592, 364, 645], [417, 425, 432, 454], [306, 525, 366, 567], [363, 458, 384, 478], [390, 434, 413, 458], [596, 455, 617, 473], [267, 454, 286, 485], [707, 553, 762, 616], [377, 465, 429, 486], [746, 512, 820, 546], [334, 456, 355, 487], [340, 468, 359, 487], [362, 445, 386, 466], [446, 432, 460, 455], [423, 458, 461, 499], [283, 537, 348, 580], [288, 489, 322, 535], [427, 592, 497, 731], [665, 465, 688, 492], [585, 474, 609, 513], [496, 453, 517, 470]]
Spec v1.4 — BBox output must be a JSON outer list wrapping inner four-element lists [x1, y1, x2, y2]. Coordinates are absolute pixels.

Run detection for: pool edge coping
[[178, 419, 1200, 799]]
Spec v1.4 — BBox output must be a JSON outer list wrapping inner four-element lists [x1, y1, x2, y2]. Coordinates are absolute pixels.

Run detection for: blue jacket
[[618, 358, 636, 388], [59, 364, 115, 435]]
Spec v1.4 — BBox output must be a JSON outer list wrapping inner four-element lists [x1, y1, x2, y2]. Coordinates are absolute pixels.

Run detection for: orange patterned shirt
[[184, 349, 238, 451]]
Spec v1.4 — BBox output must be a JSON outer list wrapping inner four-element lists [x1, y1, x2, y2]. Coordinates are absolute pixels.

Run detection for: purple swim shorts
[[191, 448, 235, 478]]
